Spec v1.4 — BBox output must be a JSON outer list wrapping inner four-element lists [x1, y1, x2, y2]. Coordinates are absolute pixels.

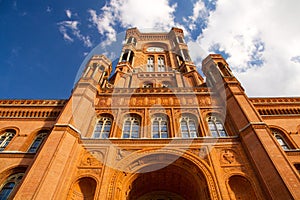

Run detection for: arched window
[[122, 116, 141, 139], [207, 116, 227, 137], [152, 115, 169, 138], [0, 173, 24, 199], [271, 129, 290, 150], [158, 56, 166, 72], [0, 130, 16, 151], [180, 115, 198, 138], [126, 36, 137, 46], [28, 131, 48, 153], [92, 117, 112, 139]]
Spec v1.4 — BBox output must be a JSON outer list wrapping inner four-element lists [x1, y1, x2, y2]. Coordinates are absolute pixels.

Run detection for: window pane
[[219, 131, 227, 137], [0, 182, 15, 200], [182, 132, 189, 138], [211, 131, 218, 137]]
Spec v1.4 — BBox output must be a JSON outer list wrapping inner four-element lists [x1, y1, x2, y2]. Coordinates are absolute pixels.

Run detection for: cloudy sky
[[1, 0, 299, 99]]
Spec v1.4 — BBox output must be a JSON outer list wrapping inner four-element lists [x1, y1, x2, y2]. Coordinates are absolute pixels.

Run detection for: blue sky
[[1, 0, 300, 99]]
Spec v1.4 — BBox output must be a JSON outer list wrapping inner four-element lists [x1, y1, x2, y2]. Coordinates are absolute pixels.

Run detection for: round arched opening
[[125, 156, 210, 200], [69, 177, 97, 200]]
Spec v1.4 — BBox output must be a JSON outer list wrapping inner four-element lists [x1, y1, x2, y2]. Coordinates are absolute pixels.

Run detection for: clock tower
[[110, 27, 204, 89]]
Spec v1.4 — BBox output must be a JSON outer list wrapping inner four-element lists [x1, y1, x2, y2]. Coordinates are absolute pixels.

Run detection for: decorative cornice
[[98, 87, 210, 95], [250, 97, 300, 105], [81, 136, 240, 145], [0, 152, 35, 158], [0, 99, 67, 107]]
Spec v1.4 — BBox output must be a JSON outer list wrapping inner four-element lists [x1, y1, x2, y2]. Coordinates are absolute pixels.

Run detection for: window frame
[[157, 56, 166, 72], [92, 117, 113, 139], [0, 173, 24, 200], [272, 129, 290, 150], [0, 130, 16, 151], [180, 115, 198, 138], [147, 56, 154, 72], [207, 116, 227, 137], [151, 115, 169, 138], [27, 131, 48, 153], [122, 116, 141, 139]]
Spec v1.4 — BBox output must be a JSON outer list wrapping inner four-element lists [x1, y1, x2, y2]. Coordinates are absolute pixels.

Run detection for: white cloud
[[65, 9, 72, 19], [57, 21, 92, 47], [88, 0, 177, 46], [187, 0, 208, 30], [197, 0, 300, 96]]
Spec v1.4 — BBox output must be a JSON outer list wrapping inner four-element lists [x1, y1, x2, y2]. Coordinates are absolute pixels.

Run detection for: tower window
[[177, 36, 184, 43], [122, 116, 141, 139], [180, 116, 198, 138], [126, 37, 137, 46], [28, 131, 48, 153], [143, 82, 153, 88], [182, 49, 191, 61], [0, 173, 24, 199], [158, 56, 166, 72], [147, 56, 154, 72], [0, 130, 16, 151], [93, 117, 112, 139], [152, 116, 169, 138], [207, 116, 227, 137]]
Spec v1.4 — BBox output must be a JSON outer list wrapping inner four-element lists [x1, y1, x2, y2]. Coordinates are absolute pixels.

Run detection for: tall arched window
[[0, 130, 16, 151], [158, 56, 166, 72], [122, 116, 141, 139], [271, 129, 290, 150], [147, 56, 154, 72], [0, 173, 24, 199], [180, 115, 198, 138], [93, 117, 112, 139], [28, 131, 48, 153], [152, 115, 169, 138], [207, 116, 227, 137]]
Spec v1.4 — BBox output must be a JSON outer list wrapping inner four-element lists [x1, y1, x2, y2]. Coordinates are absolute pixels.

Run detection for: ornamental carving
[[80, 150, 104, 167], [220, 149, 241, 166]]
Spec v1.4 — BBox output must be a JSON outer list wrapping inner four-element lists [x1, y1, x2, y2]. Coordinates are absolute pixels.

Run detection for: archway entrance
[[120, 154, 211, 200]]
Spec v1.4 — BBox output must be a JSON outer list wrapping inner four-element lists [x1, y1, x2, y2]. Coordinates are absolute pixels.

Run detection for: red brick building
[[0, 28, 299, 199]]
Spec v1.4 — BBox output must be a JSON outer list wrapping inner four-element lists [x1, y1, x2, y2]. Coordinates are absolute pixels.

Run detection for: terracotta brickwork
[[0, 28, 299, 200]]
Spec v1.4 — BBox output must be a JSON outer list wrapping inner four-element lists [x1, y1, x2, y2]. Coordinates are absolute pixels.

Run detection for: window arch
[[28, 131, 48, 153], [0, 173, 24, 199], [271, 129, 290, 150], [92, 116, 112, 139], [180, 115, 198, 138], [228, 175, 256, 199], [152, 115, 169, 138], [207, 116, 227, 137], [0, 130, 16, 151], [122, 115, 141, 139], [69, 177, 97, 200]]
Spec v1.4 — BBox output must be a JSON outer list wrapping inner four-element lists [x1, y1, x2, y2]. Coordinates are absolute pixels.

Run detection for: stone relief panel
[[80, 150, 105, 168]]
